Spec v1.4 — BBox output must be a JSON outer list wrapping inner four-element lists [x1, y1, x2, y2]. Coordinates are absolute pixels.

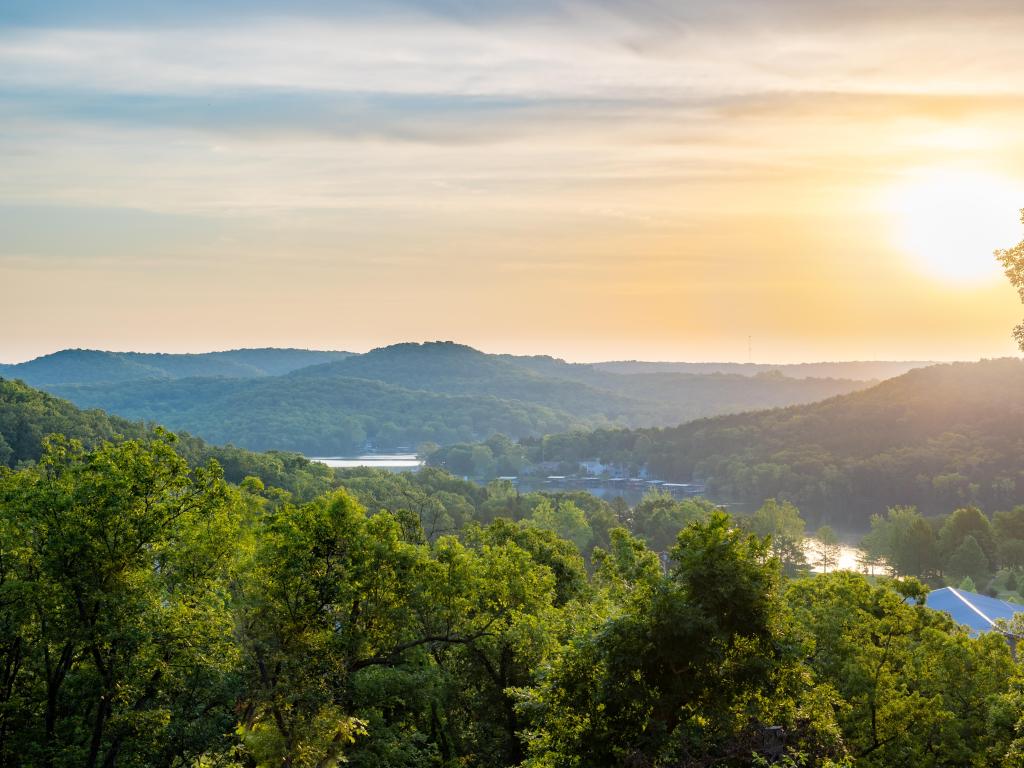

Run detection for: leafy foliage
[[0, 377, 147, 467], [788, 573, 1020, 766], [0, 433, 241, 767], [48, 373, 587, 454], [997, 215, 1024, 350], [3, 389, 1024, 766]]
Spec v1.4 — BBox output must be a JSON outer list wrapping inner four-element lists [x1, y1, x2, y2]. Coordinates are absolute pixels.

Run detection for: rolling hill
[[592, 360, 937, 380], [289, 342, 874, 424], [0, 347, 352, 385], [9, 357, 1024, 532], [7, 341, 879, 453], [527, 358, 1024, 527], [0, 378, 341, 499], [47, 373, 587, 454]]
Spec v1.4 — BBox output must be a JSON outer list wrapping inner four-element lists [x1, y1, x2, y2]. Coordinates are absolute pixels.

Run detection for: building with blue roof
[[926, 587, 1024, 635]]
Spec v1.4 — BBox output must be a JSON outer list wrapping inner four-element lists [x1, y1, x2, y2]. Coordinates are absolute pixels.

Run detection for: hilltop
[[11, 341, 874, 453], [0, 347, 352, 385]]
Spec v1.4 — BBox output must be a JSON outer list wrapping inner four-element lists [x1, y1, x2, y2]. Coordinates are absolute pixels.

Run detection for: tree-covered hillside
[[17, 341, 872, 453], [0, 377, 147, 466], [47, 373, 589, 454], [3, 402, 1024, 766], [293, 341, 645, 421], [459, 359, 1024, 528], [0, 377, 362, 501], [501, 350, 880, 418], [0, 347, 352, 384]]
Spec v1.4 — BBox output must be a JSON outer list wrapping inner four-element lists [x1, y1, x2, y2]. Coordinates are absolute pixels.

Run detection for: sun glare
[[886, 168, 1024, 282]]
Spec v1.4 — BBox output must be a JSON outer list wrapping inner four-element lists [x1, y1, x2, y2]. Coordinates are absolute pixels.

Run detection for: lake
[[803, 541, 872, 573], [309, 453, 423, 470]]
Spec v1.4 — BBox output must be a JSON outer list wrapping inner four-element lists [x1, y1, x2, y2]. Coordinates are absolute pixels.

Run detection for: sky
[[3, 0, 1024, 363]]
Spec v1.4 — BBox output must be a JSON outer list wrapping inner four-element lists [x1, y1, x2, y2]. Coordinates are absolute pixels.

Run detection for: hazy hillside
[[593, 360, 936, 380], [0, 348, 352, 385], [17, 342, 881, 453], [47, 373, 589, 454], [294, 342, 646, 421], [502, 352, 875, 417], [531, 358, 1024, 527], [294, 341, 871, 424]]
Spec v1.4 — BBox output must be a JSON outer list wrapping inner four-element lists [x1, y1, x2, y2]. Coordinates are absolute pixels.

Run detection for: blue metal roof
[[926, 587, 1024, 635]]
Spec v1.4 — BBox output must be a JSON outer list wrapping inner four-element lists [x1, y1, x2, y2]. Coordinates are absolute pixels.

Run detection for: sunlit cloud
[[2, 1, 1024, 362]]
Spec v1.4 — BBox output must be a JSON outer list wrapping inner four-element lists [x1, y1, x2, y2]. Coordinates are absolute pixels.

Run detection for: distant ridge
[[531, 357, 1024, 527], [593, 360, 938, 381], [0, 347, 353, 385], [4, 341, 875, 454]]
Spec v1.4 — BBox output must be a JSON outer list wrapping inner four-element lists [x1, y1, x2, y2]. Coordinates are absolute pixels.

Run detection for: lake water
[[309, 453, 423, 470], [803, 541, 870, 573]]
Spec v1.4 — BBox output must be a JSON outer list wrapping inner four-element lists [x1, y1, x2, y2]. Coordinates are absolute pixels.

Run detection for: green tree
[[519, 512, 835, 766], [994, 505, 1024, 540], [629, 490, 713, 552], [994, 506, 1024, 569], [525, 498, 592, 553], [745, 498, 808, 577], [861, 506, 939, 577], [473, 518, 588, 606], [788, 572, 1019, 765], [999, 539, 1024, 571], [0, 434, 242, 767], [996, 215, 1024, 350], [946, 534, 991, 588], [812, 525, 842, 574], [437, 523, 575, 766], [236, 491, 439, 767], [940, 506, 996, 568], [590, 527, 663, 605]]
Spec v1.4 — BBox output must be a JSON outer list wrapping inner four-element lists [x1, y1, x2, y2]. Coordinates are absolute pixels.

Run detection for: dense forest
[[47, 375, 584, 455], [10, 0, 1024, 761], [6, 342, 872, 454], [434, 359, 1024, 530], [4, 382, 1024, 766]]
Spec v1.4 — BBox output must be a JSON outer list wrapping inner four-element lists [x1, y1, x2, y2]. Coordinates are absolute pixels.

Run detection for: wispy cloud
[[3, 1, 1024, 360]]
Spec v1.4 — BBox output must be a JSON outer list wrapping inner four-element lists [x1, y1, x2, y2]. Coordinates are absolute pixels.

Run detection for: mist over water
[[310, 454, 423, 469]]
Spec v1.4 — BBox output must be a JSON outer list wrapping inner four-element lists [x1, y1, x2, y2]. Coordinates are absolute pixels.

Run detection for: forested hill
[[593, 359, 936, 380], [0, 377, 146, 466], [48, 374, 587, 454], [0, 347, 352, 385], [0, 378, 343, 498], [532, 358, 1024, 527], [291, 341, 644, 419], [19, 341, 874, 453], [6, 379, 1024, 766]]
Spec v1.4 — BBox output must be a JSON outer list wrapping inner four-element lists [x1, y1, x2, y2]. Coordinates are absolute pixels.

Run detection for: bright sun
[[886, 168, 1023, 282]]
